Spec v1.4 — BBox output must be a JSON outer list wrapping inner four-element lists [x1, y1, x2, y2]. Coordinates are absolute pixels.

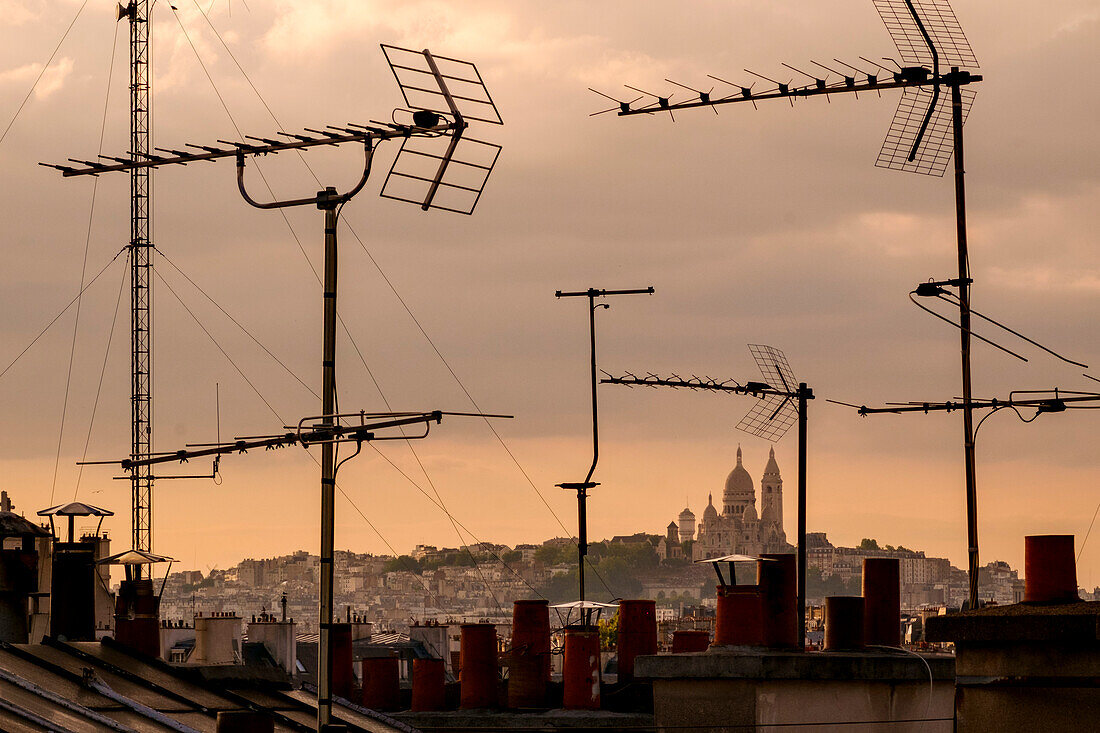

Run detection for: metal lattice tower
[[127, 0, 154, 575]]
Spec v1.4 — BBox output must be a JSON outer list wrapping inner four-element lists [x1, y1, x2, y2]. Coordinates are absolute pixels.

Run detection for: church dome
[[722, 446, 755, 511], [743, 503, 758, 522]]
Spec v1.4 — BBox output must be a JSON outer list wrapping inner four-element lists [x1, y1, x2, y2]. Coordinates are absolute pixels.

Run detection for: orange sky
[[1, 1, 1098, 585]]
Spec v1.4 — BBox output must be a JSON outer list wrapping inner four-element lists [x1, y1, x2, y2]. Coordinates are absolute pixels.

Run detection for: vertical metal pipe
[[317, 190, 339, 729], [580, 292, 597, 625], [578, 486, 587, 624], [950, 73, 979, 611], [585, 292, 600, 485], [797, 384, 807, 649]]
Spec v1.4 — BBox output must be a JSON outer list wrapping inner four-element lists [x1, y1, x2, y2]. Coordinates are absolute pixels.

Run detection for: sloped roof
[[0, 637, 418, 732], [0, 511, 50, 538]]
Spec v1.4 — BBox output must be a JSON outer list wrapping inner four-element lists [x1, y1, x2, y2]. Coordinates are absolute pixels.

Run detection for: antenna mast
[[118, 0, 155, 578]]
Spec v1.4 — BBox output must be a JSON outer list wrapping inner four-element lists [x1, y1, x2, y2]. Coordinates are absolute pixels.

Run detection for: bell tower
[[760, 446, 783, 528]]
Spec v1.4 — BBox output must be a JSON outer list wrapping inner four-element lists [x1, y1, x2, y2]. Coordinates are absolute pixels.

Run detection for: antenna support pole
[[555, 286, 653, 623], [318, 189, 339, 728], [796, 383, 808, 648], [237, 156, 373, 728], [950, 70, 979, 610]]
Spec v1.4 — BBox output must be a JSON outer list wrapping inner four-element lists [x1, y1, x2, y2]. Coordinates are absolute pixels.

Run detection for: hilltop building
[[686, 446, 791, 560]]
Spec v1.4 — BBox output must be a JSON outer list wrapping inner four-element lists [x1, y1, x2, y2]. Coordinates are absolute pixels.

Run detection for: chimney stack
[[1024, 535, 1079, 603], [460, 623, 498, 709], [616, 600, 657, 682], [823, 596, 865, 651], [862, 558, 901, 646], [561, 625, 600, 710]]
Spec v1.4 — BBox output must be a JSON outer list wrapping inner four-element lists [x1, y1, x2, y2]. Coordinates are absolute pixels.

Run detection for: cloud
[[35, 57, 73, 99], [0, 57, 74, 99], [0, 62, 39, 86]]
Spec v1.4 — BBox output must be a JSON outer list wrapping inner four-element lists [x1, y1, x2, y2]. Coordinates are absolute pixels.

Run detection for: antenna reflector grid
[[380, 134, 502, 214], [737, 393, 798, 442], [876, 84, 974, 176], [736, 344, 799, 442], [381, 44, 504, 125], [872, 0, 979, 69]]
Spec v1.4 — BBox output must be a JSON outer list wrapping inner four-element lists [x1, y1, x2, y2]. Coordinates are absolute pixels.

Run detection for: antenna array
[[52, 44, 504, 729], [594, 0, 998, 610]]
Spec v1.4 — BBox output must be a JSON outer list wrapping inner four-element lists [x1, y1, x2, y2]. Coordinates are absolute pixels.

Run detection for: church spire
[[764, 446, 781, 476], [736, 444, 742, 466]]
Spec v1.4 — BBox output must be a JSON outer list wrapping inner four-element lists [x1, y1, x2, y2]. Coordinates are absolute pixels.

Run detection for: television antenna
[[53, 43, 503, 729], [554, 286, 654, 624], [603, 344, 814, 645], [594, 0, 991, 609]]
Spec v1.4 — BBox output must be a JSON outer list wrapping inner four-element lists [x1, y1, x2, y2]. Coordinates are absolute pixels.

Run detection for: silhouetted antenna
[[602, 343, 814, 648], [910, 279, 1089, 368], [379, 44, 503, 213], [838, 389, 1100, 421]]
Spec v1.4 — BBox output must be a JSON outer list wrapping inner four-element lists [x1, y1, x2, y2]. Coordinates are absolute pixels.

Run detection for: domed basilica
[[675, 446, 791, 561]]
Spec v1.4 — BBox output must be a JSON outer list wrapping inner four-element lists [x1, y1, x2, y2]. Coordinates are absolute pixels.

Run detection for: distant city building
[[688, 446, 790, 560]]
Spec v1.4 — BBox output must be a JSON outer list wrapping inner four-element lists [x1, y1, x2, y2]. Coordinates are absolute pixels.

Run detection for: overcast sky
[[1, 1, 1098, 588]]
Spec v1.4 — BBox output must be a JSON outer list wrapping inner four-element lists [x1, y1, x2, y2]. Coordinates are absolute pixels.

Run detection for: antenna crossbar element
[[46, 126, 415, 178], [842, 390, 1100, 416]]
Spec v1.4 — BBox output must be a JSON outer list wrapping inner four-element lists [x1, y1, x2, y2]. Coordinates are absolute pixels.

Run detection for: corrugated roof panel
[[0, 677, 111, 733], [65, 640, 230, 710], [15, 644, 195, 712]]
